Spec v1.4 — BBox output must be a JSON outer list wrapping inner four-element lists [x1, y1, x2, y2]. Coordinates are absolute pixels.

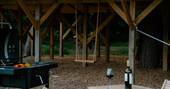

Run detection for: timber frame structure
[[0, 0, 168, 84]]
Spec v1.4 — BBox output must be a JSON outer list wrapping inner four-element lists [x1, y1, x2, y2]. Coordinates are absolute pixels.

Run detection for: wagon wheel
[[4, 30, 19, 63]]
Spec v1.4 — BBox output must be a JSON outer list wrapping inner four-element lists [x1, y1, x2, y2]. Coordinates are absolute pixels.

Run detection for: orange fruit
[[25, 63, 31, 67]]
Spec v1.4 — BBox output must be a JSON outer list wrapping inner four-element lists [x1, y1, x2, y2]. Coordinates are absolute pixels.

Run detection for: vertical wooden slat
[[59, 21, 63, 57], [50, 27, 54, 59], [96, 35, 100, 57], [83, 10, 87, 67], [161, 0, 169, 71], [105, 27, 110, 62], [18, 9, 23, 63]]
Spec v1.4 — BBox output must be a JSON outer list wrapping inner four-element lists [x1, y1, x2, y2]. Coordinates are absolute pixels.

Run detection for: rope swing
[[75, 4, 79, 61], [93, 2, 100, 62], [75, 3, 100, 63]]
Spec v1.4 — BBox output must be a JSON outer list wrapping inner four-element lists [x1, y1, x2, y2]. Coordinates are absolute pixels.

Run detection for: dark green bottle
[[124, 60, 132, 89]]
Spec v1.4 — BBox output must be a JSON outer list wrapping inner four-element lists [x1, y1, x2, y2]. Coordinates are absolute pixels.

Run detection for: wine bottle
[[124, 60, 132, 89]]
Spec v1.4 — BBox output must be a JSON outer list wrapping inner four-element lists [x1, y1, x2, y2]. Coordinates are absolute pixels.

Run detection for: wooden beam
[[161, 0, 169, 71], [41, 10, 58, 41], [0, 0, 153, 4], [109, 2, 128, 24], [82, 12, 87, 67], [120, 0, 136, 84], [130, 0, 136, 21], [34, 6, 40, 62], [59, 22, 64, 57], [23, 24, 32, 36], [120, 0, 133, 28], [17, 9, 23, 63], [135, 0, 161, 24], [63, 16, 81, 39], [105, 27, 110, 62], [16, 0, 36, 30], [128, 27, 135, 84], [40, 3, 59, 25], [60, 16, 84, 44], [130, 0, 136, 83], [87, 15, 114, 44], [96, 35, 100, 57], [50, 27, 54, 59], [28, 31, 34, 40]]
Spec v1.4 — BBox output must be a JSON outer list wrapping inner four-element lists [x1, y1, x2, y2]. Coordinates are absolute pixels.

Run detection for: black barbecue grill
[[0, 24, 57, 89]]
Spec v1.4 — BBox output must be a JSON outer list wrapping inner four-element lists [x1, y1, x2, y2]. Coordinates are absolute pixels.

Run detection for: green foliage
[[110, 42, 128, 56], [41, 41, 128, 56]]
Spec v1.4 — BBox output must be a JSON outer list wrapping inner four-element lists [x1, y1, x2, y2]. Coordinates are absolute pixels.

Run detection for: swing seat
[[74, 59, 96, 63], [161, 79, 170, 89]]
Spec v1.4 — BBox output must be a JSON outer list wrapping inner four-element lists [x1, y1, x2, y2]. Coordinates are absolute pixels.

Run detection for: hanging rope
[[93, 2, 100, 62], [75, 4, 79, 61], [135, 26, 170, 46]]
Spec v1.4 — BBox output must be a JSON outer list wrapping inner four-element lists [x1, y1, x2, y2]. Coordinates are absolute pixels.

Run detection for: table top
[[88, 84, 152, 89]]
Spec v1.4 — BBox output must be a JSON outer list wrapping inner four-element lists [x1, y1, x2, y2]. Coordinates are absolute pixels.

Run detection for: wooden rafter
[[17, 0, 59, 32], [60, 16, 84, 44], [28, 32, 34, 40], [120, 0, 133, 28], [17, 0, 36, 30], [40, 3, 59, 25], [109, 2, 128, 24], [87, 15, 114, 44], [63, 16, 81, 39], [130, 0, 136, 21], [135, 0, 161, 24], [41, 12, 57, 41], [23, 24, 32, 36]]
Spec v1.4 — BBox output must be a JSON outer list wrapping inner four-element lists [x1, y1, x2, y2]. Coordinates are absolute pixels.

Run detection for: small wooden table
[[88, 84, 152, 89]]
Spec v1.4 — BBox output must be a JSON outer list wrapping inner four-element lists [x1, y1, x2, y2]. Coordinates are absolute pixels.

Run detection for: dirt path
[[48, 56, 170, 89], [0, 56, 169, 89]]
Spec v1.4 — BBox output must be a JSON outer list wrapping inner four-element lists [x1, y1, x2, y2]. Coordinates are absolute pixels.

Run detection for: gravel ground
[[0, 56, 170, 89]]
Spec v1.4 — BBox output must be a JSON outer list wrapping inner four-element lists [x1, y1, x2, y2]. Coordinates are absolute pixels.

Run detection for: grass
[[110, 42, 128, 56], [41, 41, 128, 56]]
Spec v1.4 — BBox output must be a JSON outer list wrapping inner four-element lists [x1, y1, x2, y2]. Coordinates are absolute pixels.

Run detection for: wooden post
[[83, 11, 87, 67], [96, 35, 100, 57], [129, 29, 135, 83], [18, 9, 23, 63], [120, 0, 136, 84], [30, 27, 34, 56], [59, 21, 63, 57], [105, 28, 110, 62], [34, 6, 41, 63], [161, 0, 169, 71], [130, 0, 136, 84], [50, 27, 54, 59]]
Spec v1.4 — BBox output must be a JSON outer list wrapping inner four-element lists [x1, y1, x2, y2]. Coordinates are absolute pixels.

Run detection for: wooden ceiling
[[0, 0, 153, 13]]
